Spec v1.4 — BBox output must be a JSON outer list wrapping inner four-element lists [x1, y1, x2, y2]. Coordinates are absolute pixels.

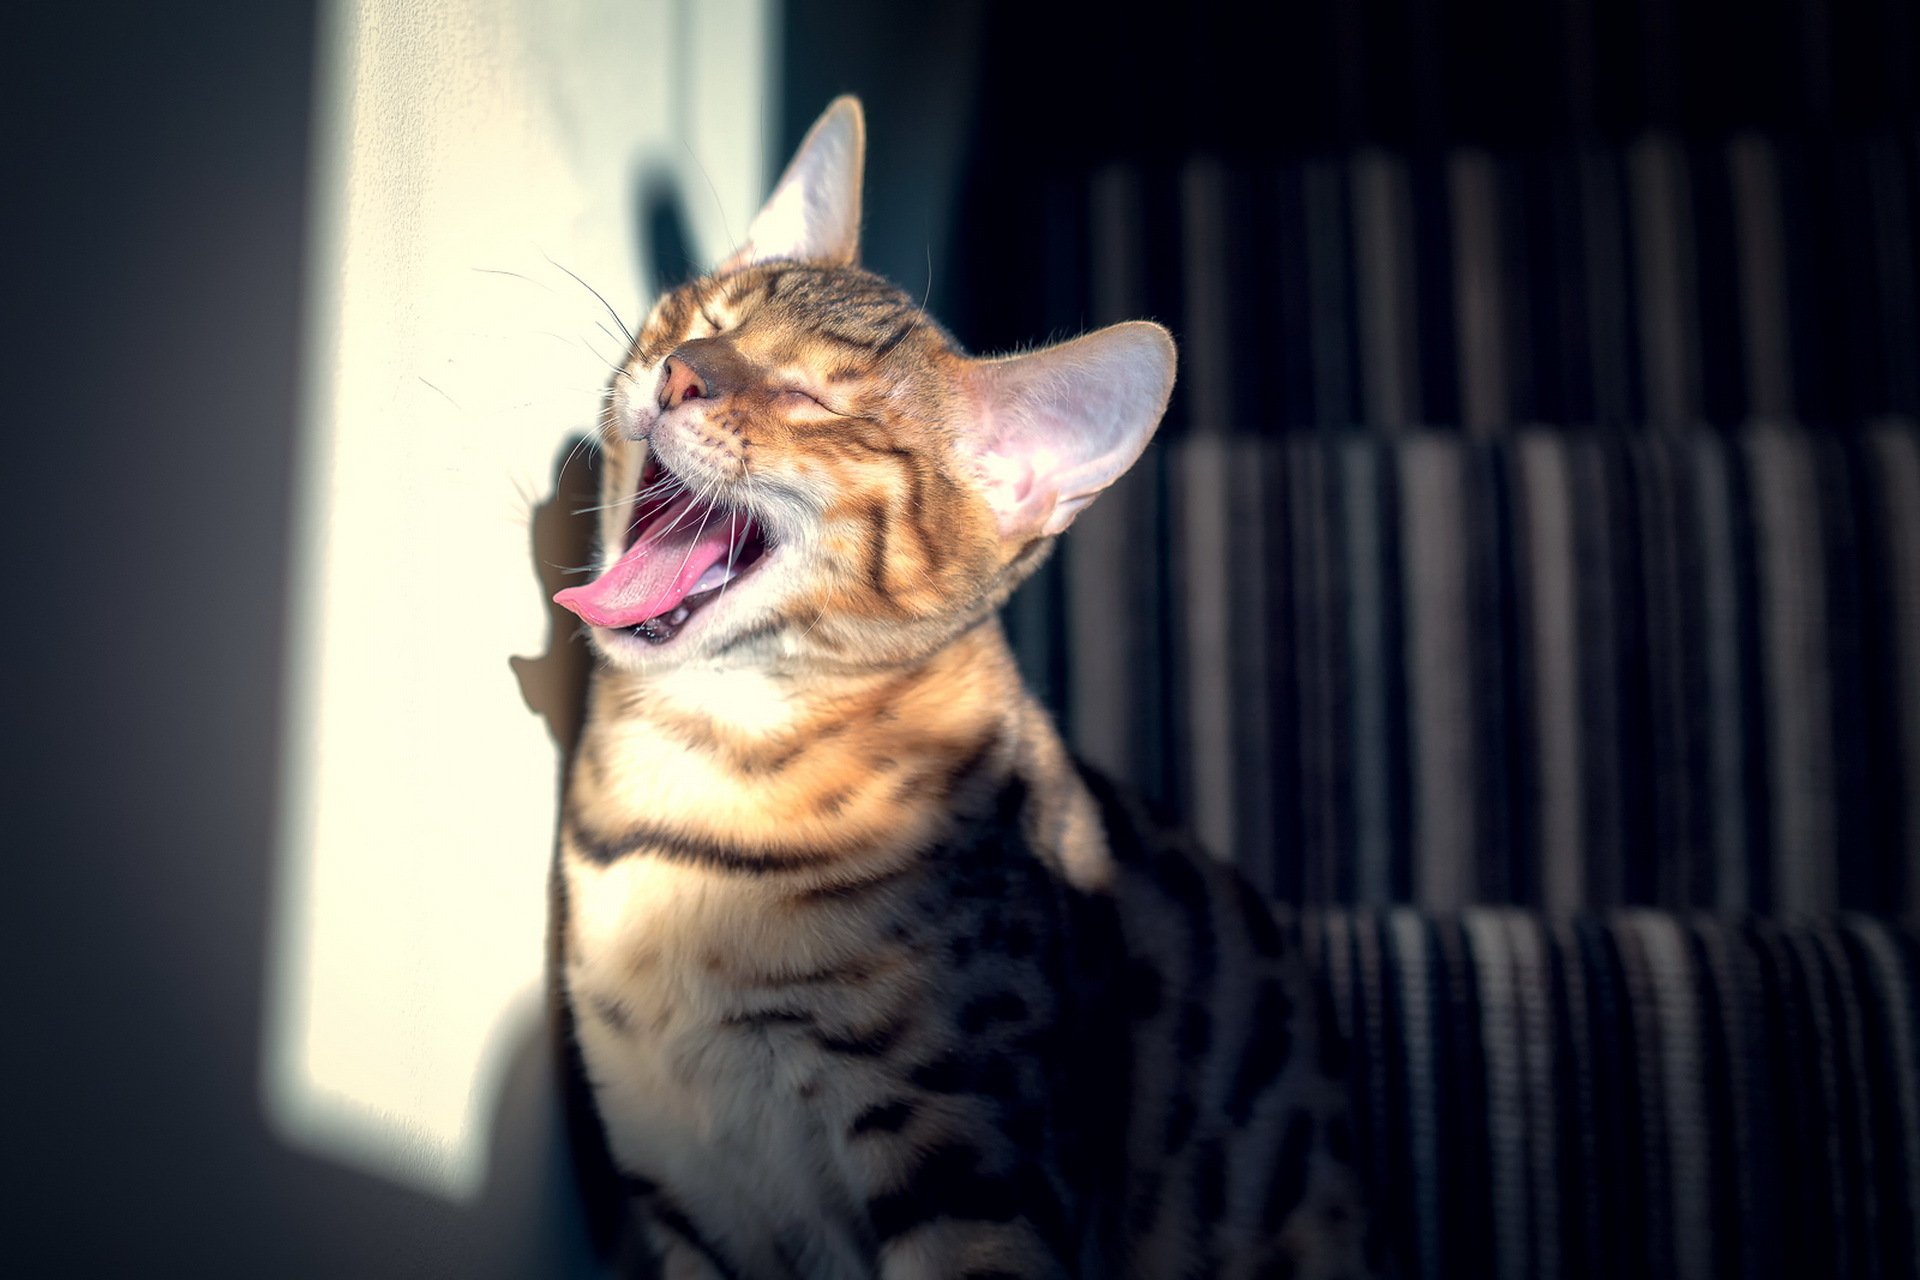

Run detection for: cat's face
[[573, 262, 1009, 674], [556, 98, 1175, 678]]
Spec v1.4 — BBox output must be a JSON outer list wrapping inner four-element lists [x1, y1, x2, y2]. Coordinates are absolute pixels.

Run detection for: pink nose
[[658, 356, 708, 410]]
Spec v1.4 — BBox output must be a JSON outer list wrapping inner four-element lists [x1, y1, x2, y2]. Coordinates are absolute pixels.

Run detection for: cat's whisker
[[471, 264, 560, 296], [633, 475, 685, 505], [681, 138, 739, 261], [624, 477, 708, 564], [417, 376, 462, 410], [794, 603, 829, 645], [650, 480, 712, 542], [571, 498, 635, 517], [578, 342, 633, 381], [556, 433, 603, 489], [543, 251, 635, 344], [527, 329, 631, 380], [715, 504, 747, 611], [667, 478, 724, 590], [735, 451, 759, 512], [508, 473, 535, 514], [580, 471, 685, 523], [572, 480, 664, 520]]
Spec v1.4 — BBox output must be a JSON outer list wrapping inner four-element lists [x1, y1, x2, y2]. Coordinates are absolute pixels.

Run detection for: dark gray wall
[[780, 0, 987, 343], [7, 4, 600, 1275]]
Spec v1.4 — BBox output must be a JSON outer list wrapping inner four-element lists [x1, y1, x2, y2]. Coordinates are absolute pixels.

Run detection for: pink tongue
[[553, 493, 742, 628]]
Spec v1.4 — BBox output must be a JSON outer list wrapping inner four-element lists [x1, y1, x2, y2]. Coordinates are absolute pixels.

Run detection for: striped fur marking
[[560, 96, 1376, 1280]]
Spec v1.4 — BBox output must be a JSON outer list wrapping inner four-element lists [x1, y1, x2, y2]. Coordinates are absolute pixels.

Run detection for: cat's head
[[556, 97, 1175, 676]]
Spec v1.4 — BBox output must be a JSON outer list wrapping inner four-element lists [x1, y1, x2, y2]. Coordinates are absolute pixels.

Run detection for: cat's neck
[[579, 624, 1011, 839], [594, 619, 1020, 743], [569, 620, 1111, 890]]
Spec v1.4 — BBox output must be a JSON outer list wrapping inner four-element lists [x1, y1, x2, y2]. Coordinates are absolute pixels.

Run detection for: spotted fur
[[559, 98, 1379, 1280]]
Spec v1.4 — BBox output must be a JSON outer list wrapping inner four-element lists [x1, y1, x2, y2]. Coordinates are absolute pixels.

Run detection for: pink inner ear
[[969, 435, 1052, 538], [963, 322, 1177, 539], [719, 98, 865, 273]]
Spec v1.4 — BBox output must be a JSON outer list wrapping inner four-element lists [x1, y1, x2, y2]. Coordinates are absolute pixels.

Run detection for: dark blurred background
[[10, 0, 1918, 1274], [804, 0, 1920, 918]]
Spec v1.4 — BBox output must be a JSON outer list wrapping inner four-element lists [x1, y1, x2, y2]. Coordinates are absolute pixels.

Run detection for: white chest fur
[[563, 851, 881, 1272]]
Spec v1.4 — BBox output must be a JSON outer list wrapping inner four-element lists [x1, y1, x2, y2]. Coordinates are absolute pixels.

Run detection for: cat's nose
[[657, 355, 709, 410]]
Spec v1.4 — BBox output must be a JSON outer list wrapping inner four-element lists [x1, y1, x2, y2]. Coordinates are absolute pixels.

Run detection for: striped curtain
[[951, 0, 1920, 435], [929, 3, 1920, 1275], [1297, 911, 1920, 1280], [995, 136, 1920, 438], [962, 109, 1920, 920], [1009, 426, 1920, 915]]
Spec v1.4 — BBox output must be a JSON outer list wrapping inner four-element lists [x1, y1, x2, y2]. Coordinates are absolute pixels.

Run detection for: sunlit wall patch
[[263, 0, 773, 1200]]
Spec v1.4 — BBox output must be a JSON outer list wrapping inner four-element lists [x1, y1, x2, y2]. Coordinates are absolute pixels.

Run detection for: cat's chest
[[568, 855, 789, 1102], [562, 853, 891, 1187]]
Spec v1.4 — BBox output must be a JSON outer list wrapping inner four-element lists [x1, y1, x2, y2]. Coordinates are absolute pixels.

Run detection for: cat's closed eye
[[776, 386, 834, 412]]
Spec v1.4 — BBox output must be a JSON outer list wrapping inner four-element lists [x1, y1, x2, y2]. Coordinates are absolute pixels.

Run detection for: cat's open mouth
[[553, 453, 770, 645]]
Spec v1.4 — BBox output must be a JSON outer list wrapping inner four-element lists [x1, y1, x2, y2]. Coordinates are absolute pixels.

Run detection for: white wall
[[264, 0, 774, 1202]]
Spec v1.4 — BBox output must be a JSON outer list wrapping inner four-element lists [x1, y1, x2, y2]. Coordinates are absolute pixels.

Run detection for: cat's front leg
[[875, 1218, 1071, 1280], [642, 1229, 729, 1280], [854, 1139, 1076, 1280], [618, 1192, 734, 1280], [848, 1128, 1075, 1274], [841, 1082, 1080, 1280]]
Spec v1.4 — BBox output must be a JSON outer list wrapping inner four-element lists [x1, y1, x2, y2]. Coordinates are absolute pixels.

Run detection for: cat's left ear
[[960, 322, 1177, 539], [717, 96, 864, 272]]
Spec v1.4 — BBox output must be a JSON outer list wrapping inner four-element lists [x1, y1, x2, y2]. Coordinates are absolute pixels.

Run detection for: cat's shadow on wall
[[506, 432, 636, 1266], [501, 167, 706, 1275], [509, 437, 598, 764], [508, 164, 709, 763]]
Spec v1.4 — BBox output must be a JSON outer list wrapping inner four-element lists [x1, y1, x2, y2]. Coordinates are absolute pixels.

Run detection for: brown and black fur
[[557, 98, 1379, 1280]]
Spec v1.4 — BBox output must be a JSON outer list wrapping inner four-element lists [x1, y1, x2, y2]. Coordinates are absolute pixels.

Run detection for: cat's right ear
[[717, 96, 865, 272]]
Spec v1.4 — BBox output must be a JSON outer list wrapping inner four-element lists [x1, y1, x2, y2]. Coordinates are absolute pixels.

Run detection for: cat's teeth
[[668, 606, 691, 625], [689, 560, 741, 595]]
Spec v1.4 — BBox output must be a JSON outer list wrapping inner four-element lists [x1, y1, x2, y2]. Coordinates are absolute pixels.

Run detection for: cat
[[553, 96, 1379, 1280]]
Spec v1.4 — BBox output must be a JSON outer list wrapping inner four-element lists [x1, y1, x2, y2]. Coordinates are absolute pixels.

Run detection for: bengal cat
[[554, 97, 1379, 1280]]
